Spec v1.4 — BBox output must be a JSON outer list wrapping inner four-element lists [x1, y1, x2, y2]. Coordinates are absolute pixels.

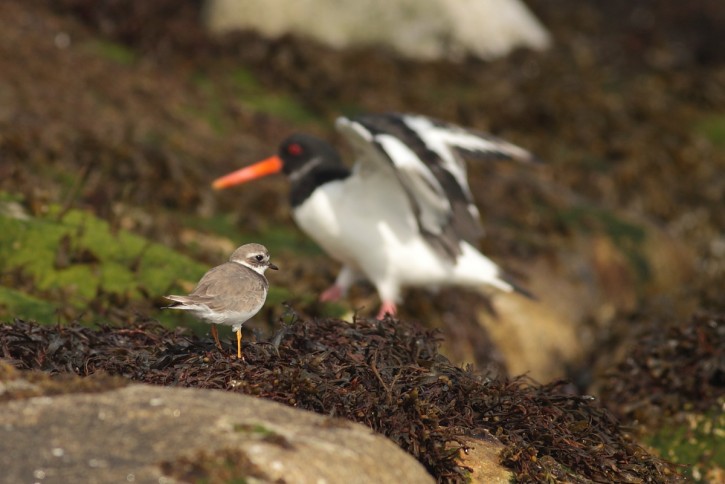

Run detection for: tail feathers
[[163, 295, 195, 309]]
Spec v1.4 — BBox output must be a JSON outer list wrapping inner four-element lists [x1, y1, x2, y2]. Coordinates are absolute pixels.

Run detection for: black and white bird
[[165, 243, 278, 359], [213, 113, 533, 318]]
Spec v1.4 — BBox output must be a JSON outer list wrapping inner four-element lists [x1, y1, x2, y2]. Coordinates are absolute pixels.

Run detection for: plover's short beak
[[212, 155, 284, 190], [268, 262, 279, 270]]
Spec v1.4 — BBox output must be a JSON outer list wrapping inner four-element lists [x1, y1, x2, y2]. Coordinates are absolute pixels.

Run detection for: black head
[[212, 133, 351, 206], [278, 134, 344, 177]]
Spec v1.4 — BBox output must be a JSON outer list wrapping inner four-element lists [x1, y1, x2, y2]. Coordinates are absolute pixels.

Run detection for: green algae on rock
[[0, 204, 206, 323]]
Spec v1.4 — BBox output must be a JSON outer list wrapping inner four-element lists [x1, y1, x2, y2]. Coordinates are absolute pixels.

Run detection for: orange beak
[[212, 156, 284, 190]]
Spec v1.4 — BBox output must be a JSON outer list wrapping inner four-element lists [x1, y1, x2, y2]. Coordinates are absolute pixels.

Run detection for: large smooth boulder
[[0, 382, 434, 483]]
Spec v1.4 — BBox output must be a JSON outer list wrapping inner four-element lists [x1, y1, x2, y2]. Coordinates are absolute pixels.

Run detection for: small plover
[[165, 243, 278, 359]]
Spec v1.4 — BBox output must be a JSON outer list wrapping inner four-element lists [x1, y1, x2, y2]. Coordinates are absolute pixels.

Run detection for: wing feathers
[[337, 113, 534, 260]]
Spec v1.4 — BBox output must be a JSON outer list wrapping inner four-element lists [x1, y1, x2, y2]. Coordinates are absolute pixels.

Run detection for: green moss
[[695, 114, 725, 149], [0, 204, 208, 323], [557, 205, 650, 282], [180, 212, 321, 257], [0, 287, 57, 323], [233, 423, 275, 437], [186, 68, 320, 134], [84, 40, 136, 65], [644, 408, 724, 482], [1, 200, 293, 329], [228, 68, 316, 123], [193, 75, 228, 135], [246, 94, 315, 124], [0, 192, 24, 203], [230, 67, 260, 91], [577, 154, 613, 173], [557, 205, 645, 242]]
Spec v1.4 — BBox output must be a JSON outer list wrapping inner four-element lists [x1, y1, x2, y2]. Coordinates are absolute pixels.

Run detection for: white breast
[[292, 172, 463, 301]]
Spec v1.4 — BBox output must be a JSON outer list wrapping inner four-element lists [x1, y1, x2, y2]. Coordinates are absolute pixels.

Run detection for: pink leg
[[319, 284, 343, 302], [210, 324, 224, 352], [376, 301, 397, 319]]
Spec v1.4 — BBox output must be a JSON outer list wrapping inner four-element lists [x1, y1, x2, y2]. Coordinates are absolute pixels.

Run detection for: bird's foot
[[376, 301, 397, 320], [319, 284, 343, 302]]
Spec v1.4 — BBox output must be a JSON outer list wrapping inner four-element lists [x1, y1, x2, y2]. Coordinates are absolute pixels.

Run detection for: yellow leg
[[211, 324, 223, 352], [236, 329, 243, 359]]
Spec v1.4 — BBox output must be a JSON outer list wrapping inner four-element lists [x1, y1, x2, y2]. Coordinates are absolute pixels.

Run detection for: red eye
[[287, 143, 303, 156]]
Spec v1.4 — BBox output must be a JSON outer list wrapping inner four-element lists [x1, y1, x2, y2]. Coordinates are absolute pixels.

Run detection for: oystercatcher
[[165, 243, 278, 359], [213, 113, 533, 318]]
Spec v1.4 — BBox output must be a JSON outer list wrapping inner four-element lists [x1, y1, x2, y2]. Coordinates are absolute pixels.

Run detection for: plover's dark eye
[[255, 255, 264, 262]]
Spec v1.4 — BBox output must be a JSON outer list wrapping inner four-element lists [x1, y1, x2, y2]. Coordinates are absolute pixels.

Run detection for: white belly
[[292, 172, 473, 301]]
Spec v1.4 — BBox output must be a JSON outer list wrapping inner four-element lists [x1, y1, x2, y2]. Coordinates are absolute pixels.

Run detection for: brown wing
[[184, 262, 268, 313]]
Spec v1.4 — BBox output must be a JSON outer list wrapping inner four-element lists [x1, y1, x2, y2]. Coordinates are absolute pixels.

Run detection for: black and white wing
[[335, 113, 535, 260]]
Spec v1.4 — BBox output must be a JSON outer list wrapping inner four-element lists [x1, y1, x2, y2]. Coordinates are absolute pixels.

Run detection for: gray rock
[[0, 383, 434, 483]]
